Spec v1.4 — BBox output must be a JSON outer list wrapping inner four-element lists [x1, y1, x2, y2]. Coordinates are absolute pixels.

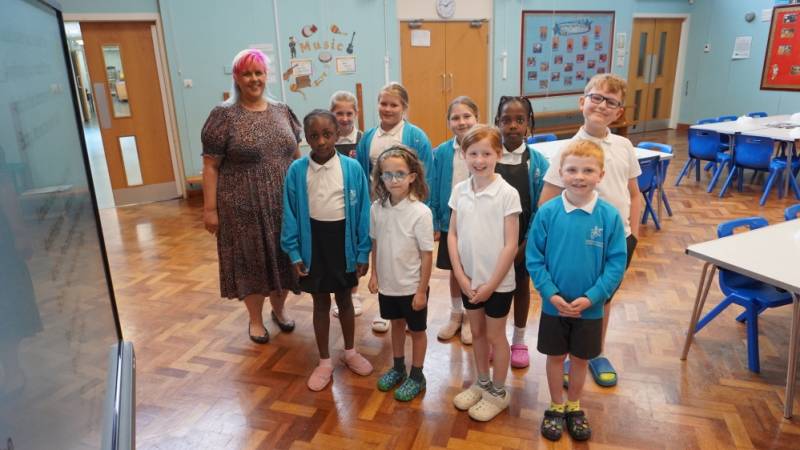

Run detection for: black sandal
[[566, 410, 592, 441], [271, 310, 295, 332], [540, 409, 565, 441], [248, 323, 270, 344]]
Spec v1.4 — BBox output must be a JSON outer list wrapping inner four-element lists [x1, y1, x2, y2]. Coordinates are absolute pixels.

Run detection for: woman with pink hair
[[201, 49, 300, 343]]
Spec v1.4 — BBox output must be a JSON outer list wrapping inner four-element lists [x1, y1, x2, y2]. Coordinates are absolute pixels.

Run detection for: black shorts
[[436, 231, 453, 270], [537, 313, 602, 360], [378, 291, 428, 332], [461, 290, 513, 318], [606, 234, 638, 304]]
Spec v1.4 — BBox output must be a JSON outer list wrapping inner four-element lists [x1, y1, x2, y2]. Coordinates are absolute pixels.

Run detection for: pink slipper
[[510, 344, 530, 368], [341, 351, 373, 376], [307, 364, 334, 391]]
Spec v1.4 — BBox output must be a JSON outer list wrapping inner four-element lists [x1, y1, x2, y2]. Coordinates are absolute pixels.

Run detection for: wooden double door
[[400, 21, 488, 146], [626, 18, 683, 133]]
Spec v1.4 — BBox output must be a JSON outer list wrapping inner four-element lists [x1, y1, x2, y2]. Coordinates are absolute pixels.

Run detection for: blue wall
[[59, 0, 157, 14], [680, 0, 800, 123], [492, 0, 691, 115]]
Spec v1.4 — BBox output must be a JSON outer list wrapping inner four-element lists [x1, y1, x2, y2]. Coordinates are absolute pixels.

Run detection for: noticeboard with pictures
[[520, 10, 615, 98], [761, 4, 800, 91]]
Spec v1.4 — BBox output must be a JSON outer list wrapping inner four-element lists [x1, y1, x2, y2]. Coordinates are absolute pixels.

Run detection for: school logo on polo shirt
[[586, 226, 603, 248], [349, 188, 358, 203]]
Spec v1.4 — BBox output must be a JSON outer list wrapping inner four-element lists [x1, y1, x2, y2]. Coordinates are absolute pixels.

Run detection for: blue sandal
[[588, 356, 617, 387]]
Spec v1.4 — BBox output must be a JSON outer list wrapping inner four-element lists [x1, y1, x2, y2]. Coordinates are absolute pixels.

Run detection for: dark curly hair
[[371, 145, 428, 203]]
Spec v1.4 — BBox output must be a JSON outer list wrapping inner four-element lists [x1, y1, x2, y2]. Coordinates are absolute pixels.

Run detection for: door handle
[[441, 73, 446, 93], [448, 73, 454, 92]]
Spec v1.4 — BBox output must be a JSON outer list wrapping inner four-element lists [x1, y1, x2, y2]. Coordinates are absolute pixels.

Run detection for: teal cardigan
[[280, 155, 371, 272], [430, 139, 550, 232], [355, 121, 434, 196]]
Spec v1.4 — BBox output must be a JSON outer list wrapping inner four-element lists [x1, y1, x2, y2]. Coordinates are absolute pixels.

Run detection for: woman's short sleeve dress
[[201, 102, 301, 299]]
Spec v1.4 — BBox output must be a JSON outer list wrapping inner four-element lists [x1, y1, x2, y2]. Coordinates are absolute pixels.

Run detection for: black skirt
[[298, 219, 357, 294]]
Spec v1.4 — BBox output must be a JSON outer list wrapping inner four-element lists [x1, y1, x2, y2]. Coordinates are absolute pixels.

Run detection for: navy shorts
[[537, 313, 602, 360], [378, 290, 428, 332], [461, 290, 513, 318]]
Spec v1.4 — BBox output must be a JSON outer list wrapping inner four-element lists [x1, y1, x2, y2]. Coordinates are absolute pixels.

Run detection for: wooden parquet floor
[[99, 129, 800, 449]]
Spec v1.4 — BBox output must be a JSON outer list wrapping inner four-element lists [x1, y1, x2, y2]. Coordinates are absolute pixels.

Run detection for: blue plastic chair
[[786, 204, 800, 221], [747, 112, 768, 118], [675, 129, 732, 192], [694, 217, 793, 373], [718, 115, 738, 122], [527, 133, 558, 144], [637, 142, 673, 217], [694, 118, 729, 172], [719, 135, 786, 205], [637, 155, 661, 230]]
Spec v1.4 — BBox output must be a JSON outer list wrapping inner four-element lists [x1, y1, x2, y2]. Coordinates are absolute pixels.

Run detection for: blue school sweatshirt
[[355, 121, 434, 198], [281, 155, 371, 273], [430, 139, 550, 232], [525, 195, 627, 319]]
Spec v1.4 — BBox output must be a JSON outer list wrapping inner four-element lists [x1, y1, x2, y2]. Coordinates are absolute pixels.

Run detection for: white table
[[530, 139, 675, 222], [690, 114, 792, 135], [681, 220, 800, 418]]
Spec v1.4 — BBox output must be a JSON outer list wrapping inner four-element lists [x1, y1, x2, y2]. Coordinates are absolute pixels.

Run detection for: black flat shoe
[[271, 310, 295, 332], [249, 323, 270, 344]]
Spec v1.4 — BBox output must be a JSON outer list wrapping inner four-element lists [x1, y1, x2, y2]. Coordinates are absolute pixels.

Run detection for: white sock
[[319, 358, 333, 368], [451, 297, 463, 313], [512, 326, 526, 345]]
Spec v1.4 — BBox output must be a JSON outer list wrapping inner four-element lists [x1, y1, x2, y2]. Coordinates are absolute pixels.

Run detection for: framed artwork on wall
[[760, 4, 800, 91], [520, 10, 615, 98]]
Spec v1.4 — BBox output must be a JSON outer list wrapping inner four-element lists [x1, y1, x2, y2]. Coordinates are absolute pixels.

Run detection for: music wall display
[[520, 10, 615, 98], [761, 4, 800, 91]]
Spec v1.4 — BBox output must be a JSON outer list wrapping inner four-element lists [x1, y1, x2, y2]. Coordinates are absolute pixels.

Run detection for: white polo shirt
[[337, 127, 359, 145], [369, 197, 434, 296], [307, 152, 345, 221], [500, 142, 529, 168], [451, 139, 470, 187], [542, 127, 641, 236], [448, 175, 522, 292], [369, 120, 405, 167]]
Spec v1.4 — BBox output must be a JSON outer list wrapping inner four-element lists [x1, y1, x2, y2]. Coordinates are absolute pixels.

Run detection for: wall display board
[[520, 10, 615, 98], [761, 4, 800, 91]]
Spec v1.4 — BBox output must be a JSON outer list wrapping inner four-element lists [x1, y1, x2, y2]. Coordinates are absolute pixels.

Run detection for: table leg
[[657, 160, 664, 223], [783, 292, 800, 419], [681, 263, 716, 360]]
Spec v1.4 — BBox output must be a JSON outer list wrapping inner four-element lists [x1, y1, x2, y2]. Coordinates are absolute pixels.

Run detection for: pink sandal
[[307, 364, 334, 391], [510, 344, 530, 368]]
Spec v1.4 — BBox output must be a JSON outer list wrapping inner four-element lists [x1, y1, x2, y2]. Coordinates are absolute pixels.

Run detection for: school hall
[[1, 0, 800, 449]]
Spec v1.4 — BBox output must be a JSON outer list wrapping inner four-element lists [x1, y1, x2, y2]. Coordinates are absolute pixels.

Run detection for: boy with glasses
[[537, 73, 642, 389]]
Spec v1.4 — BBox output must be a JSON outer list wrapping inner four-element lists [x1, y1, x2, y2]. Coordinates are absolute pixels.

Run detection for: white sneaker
[[333, 295, 363, 318], [460, 316, 473, 345], [437, 312, 463, 340]]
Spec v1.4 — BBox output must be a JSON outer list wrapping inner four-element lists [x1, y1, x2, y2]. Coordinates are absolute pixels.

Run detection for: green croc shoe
[[377, 368, 406, 392], [394, 376, 425, 402]]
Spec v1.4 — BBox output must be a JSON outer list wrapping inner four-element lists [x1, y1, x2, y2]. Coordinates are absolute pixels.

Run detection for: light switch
[[703, 44, 711, 53], [183, 79, 193, 88]]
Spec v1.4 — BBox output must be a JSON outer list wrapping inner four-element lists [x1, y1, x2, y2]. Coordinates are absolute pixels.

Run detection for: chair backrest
[[637, 155, 660, 192], [718, 115, 738, 122], [638, 141, 673, 176], [786, 204, 800, 221], [696, 117, 719, 125], [717, 216, 769, 291], [747, 111, 768, 118], [688, 128, 722, 160], [528, 133, 558, 144], [732, 134, 776, 170]]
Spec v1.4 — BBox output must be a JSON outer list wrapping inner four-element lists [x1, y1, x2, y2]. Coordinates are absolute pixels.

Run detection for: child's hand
[[203, 209, 219, 235], [456, 274, 474, 299], [368, 275, 378, 294], [550, 294, 579, 318], [412, 291, 427, 311], [571, 297, 592, 314], [434, 231, 440, 242], [294, 262, 309, 277], [470, 284, 492, 304], [357, 263, 369, 277], [514, 245, 525, 265]]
